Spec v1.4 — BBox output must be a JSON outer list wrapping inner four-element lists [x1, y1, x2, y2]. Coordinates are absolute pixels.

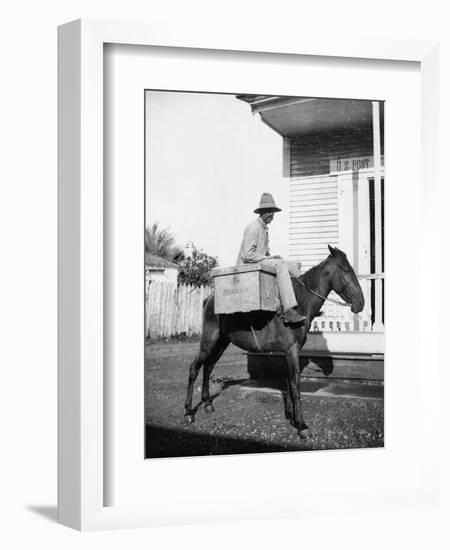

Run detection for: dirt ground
[[145, 339, 384, 458]]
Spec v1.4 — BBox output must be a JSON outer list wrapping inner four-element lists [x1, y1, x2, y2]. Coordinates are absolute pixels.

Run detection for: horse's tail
[[203, 288, 214, 307]]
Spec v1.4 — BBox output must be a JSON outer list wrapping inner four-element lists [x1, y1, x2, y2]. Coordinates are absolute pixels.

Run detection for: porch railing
[[310, 273, 384, 333]]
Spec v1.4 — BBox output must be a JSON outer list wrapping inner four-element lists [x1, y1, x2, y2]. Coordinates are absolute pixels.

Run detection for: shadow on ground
[[146, 424, 289, 458]]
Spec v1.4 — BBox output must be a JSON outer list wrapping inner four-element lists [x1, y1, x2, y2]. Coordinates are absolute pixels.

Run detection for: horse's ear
[[328, 244, 336, 256]]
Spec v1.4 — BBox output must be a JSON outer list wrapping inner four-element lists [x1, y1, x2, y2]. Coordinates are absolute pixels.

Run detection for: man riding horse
[[237, 193, 306, 325], [184, 192, 365, 437]]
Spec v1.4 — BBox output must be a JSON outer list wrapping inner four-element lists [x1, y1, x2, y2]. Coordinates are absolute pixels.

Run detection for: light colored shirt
[[236, 217, 270, 264]]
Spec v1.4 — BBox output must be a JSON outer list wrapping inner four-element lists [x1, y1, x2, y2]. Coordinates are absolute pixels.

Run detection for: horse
[[184, 245, 365, 438]]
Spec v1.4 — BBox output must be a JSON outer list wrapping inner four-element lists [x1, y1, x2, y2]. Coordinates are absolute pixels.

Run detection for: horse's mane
[[290, 257, 332, 318], [296, 257, 329, 289]]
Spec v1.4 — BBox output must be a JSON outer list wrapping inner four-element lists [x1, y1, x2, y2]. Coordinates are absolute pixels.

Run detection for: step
[[247, 351, 384, 382]]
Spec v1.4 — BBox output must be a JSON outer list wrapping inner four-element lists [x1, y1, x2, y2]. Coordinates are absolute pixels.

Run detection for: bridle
[[295, 264, 352, 308]]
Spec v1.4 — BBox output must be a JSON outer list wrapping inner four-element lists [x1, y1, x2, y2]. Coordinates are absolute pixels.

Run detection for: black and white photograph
[[144, 90, 385, 458], [6, 1, 447, 543]]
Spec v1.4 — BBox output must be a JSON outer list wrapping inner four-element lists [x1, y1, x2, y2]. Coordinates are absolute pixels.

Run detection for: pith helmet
[[254, 193, 282, 214]]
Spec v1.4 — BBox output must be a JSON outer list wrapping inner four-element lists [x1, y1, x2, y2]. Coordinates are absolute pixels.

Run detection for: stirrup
[[282, 309, 306, 325]]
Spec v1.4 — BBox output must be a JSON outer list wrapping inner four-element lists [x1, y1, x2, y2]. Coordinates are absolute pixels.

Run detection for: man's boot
[[283, 307, 306, 325]]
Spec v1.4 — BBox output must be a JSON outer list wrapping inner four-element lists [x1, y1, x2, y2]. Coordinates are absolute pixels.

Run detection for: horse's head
[[325, 245, 365, 313]]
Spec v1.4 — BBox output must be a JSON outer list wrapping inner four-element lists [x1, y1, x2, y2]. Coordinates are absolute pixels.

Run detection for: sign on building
[[330, 156, 373, 173]]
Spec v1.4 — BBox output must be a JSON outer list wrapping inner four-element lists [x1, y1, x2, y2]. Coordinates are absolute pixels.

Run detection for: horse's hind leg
[[202, 336, 229, 413], [184, 331, 226, 423], [184, 350, 204, 424]]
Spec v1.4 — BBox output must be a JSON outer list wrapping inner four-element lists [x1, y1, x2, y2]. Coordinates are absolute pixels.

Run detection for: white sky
[[145, 91, 289, 266]]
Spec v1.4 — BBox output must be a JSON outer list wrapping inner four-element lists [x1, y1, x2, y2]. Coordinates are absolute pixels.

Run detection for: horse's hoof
[[298, 427, 312, 439], [184, 414, 195, 424], [204, 404, 215, 414]]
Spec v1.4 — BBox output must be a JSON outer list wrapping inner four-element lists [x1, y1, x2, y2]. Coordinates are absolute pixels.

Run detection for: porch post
[[372, 101, 384, 332]]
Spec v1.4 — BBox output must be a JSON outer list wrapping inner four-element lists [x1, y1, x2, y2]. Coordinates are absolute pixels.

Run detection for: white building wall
[[288, 175, 339, 271], [288, 164, 385, 334]]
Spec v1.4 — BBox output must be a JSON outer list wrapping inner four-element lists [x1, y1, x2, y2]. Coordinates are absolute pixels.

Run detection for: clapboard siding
[[290, 193, 338, 202], [290, 237, 338, 245], [290, 181, 337, 192], [290, 224, 336, 231], [289, 174, 339, 270], [290, 215, 338, 223], [290, 127, 380, 178], [290, 195, 337, 203], [288, 127, 385, 270]]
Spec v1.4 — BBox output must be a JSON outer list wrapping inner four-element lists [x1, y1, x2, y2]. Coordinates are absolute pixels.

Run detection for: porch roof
[[236, 95, 384, 138]]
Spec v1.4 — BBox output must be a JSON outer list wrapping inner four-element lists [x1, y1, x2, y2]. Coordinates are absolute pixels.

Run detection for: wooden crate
[[211, 264, 278, 314]]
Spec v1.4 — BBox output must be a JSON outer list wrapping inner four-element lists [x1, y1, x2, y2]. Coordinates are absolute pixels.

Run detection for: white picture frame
[[58, 18, 440, 531]]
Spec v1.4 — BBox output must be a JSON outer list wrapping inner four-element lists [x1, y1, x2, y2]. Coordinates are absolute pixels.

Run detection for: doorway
[[369, 177, 384, 326]]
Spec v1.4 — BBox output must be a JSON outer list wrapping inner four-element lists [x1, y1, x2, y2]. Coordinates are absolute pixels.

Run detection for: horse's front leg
[[284, 367, 294, 422], [285, 343, 311, 438]]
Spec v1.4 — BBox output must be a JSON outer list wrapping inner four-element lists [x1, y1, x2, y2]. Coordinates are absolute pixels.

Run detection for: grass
[[145, 339, 384, 458]]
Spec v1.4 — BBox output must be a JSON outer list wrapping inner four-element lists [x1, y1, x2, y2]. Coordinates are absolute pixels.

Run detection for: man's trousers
[[260, 259, 301, 312]]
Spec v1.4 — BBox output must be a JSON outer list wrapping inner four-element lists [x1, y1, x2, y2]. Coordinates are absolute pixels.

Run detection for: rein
[[296, 277, 351, 308]]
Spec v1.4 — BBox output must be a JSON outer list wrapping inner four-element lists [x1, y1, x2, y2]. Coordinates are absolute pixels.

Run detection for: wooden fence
[[145, 274, 384, 338], [145, 281, 212, 338]]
